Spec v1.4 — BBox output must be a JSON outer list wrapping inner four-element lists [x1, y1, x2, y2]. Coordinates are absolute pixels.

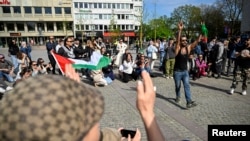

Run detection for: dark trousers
[[48, 54, 56, 74], [231, 68, 249, 90], [123, 71, 138, 83]]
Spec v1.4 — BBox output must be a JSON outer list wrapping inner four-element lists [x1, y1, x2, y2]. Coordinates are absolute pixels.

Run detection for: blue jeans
[[0, 71, 14, 82], [174, 70, 192, 103], [159, 51, 165, 67], [10, 55, 18, 69]]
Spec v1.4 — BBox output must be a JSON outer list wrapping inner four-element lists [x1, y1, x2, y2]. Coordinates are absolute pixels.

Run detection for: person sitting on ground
[[0, 63, 165, 141], [90, 69, 108, 87], [0, 54, 15, 83], [30, 61, 40, 77], [122, 53, 137, 83], [0, 80, 13, 95], [13, 67, 32, 87], [194, 54, 208, 79], [37, 58, 52, 75], [16, 51, 31, 75]]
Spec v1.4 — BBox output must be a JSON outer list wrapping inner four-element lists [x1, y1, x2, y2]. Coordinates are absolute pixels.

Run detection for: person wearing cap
[[0, 54, 14, 82], [0, 63, 165, 141]]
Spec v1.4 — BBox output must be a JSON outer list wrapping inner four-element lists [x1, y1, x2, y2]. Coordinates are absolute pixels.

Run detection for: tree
[[200, 4, 225, 39], [215, 0, 243, 35], [171, 5, 202, 39]]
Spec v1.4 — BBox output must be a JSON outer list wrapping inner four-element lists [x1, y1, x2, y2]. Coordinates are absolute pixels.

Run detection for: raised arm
[[175, 21, 184, 55], [189, 34, 202, 53], [137, 71, 165, 141]]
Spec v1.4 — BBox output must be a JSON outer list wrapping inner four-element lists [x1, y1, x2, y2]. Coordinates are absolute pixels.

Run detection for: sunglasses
[[67, 40, 74, 42], [32, 64, 37, 66]]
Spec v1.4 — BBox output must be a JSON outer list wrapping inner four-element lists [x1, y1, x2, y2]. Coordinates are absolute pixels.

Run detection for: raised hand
[[178, 21, 184, 30]]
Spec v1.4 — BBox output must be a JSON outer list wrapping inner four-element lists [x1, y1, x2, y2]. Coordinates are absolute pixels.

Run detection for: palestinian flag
[[51, 51, 111, 75], [201, 22, 208, 43]]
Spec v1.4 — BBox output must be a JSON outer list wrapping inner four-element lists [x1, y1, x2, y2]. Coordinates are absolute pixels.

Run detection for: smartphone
[[120, 129, 136, 138]]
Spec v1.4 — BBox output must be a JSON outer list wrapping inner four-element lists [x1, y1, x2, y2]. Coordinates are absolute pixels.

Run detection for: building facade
[[0, 0, 73, 47], [73, 0, 143, 44], [241, 0, 250, 33]]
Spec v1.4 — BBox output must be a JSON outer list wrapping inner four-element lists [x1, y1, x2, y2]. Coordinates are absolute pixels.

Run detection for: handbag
[[152, 52, 157, 59]]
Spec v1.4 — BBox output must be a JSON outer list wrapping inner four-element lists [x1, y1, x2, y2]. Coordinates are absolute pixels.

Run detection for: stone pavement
[[1, 47, 250, 141]]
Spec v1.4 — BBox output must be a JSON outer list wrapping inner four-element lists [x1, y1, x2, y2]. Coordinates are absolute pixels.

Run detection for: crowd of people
[[0, 21, 250, 140]]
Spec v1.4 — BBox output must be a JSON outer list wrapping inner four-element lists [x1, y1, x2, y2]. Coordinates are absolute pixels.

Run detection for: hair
[[64, 36, 71, 45], [16, 52, 24, 60], [19, 67, 32, 78]]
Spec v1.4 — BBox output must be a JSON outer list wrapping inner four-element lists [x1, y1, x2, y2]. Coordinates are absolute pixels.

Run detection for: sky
[[144, 0, 217, 18]]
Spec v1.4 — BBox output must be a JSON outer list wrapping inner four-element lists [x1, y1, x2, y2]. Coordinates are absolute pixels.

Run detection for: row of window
[[1, 6, 71, 14], [74, 2, 134, 9], [75, 24, 138, 31], [0, 21, 138, 32], [75, 13, 134, 20], [0, 22, 73, 32]]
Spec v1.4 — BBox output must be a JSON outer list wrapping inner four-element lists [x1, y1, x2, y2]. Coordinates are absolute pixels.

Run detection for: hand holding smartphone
[[120, 129, 136, 138]]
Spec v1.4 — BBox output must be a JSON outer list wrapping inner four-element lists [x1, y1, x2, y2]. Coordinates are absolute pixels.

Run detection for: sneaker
[[6, 86, 13, 91], [0, 87, 6, 93], [230, 88, 234, 95], [162, 74, 166, 78], [166, 77, 169, 79], [175, 97, 180, 103], [186, 101, 197, 108], [170, 77, 173, 79], [242, 90, 247, 95]]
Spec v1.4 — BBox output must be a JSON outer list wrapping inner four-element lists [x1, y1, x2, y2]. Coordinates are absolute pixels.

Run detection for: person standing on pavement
[[174, 21, 201, 108], [230, 37, 250, 95], [57, 36, 75, 59], [20, 41, 32, 61], [164, 38, 176, 79], [46, 36, 57, 74], [8, 39, 19, 70]]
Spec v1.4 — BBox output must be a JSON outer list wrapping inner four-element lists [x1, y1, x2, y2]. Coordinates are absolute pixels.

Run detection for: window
[[44, 7, 52, 14], [99, 14, 102, 19], [64, 7, 71, 14], [16, 22, 24, 31], [81, 25, 84, 30], [126, 25, 129, 30], [103, 3, 107, 8], [121, 4, 125, 9], [0, 22, 4, 31], [79, 3, 83, 8], [95, 25, 98, 30], [27, 22, 36, 31], [66, 22, 72, 30], [7, 23, 15, 31], [99, 25, 103, 30], [24, 7, 32, 14], [74, 2, 78, 8], [117, 4, 120, 9], [86, 25, 89, 30], [122, 25, 125, 30], [34, 7, 42, 14], [13, 6, 21, 13], [108, 3, 111, 9], [94, 3, 97, 8], [98, 3, 102, 8], [84, 3, 88, 8], [55, 7, 62, 14], [2, 6, 11, 13], [112, 3, 115, 9], [47, 22, 54, 31], [130, 4, 133, 9], [56, 22, 63, 31], [75, 24, 79, 30], [37, 23, 45, 31]]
